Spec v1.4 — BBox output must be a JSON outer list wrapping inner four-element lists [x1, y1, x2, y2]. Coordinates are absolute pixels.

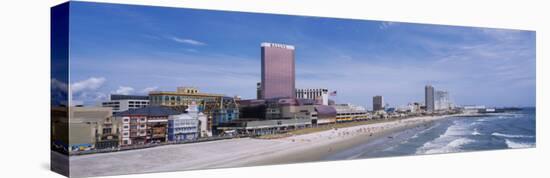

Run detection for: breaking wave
[[505, 139, 535, 149], [492, 132, 534, 138], [416, 120, 474, 154]]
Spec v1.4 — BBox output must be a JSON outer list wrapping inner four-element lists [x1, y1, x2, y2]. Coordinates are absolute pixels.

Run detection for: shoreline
[[69, 114, 464, 177], [241, 114, 459, 166]]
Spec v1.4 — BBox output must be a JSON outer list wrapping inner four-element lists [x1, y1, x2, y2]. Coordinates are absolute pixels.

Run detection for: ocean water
[[323, 108, 536, 160]]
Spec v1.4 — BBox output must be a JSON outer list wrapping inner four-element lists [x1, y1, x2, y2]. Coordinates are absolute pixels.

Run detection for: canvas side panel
[[50, 2, 70, 177]]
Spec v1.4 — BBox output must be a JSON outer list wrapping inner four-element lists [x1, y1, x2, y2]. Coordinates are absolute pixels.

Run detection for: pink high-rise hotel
[[260, 42, 295, 99]]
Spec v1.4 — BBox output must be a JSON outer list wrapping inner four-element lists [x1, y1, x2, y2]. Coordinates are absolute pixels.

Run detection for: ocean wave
[[472, 129, 481, 136], [418, 138, 474, 154], [411, 123, 437, 139], [492, 132, 534, 138], [505, 139, 535, 149], [416, 121, 475, 154]]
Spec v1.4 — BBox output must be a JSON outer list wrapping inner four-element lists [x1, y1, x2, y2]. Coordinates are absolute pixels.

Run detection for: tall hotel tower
[[260, 42, 296, 99], [373, 95, 384, 111], [425, 85, 435, 112]]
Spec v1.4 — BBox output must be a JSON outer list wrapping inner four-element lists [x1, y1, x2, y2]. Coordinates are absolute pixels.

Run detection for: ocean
[[323, 108, 536, 160]]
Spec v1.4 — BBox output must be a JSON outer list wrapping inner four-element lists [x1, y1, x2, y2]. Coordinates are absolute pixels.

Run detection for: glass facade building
[[260, 42, 295, 99]]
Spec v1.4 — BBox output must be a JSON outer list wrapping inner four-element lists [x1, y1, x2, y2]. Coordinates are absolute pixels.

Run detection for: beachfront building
[[296, 88, 329, 105], [68, 107, 117, 152], [333, 104, 370, 122], [116, 106, 181, 146], [260, 42, 296, 99], [101, 94, 149, 114], [373, 95, 384, 111], [435, 90, 453, 111], [408, 102, 423, 113], [167, 103, 200, 142], [266, 98, 337, 124], [216, 98, 336, 135], [425, 85, 435, 112], [148, 86, 225, 135]]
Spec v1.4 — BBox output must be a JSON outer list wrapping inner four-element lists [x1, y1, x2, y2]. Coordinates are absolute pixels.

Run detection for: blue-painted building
[[167, 104, 200, 142]]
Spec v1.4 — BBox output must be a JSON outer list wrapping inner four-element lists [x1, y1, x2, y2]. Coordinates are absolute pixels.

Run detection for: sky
[[67, 1, 536, 108]]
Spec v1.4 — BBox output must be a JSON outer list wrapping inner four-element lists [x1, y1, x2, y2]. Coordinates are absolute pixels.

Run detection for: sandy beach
[[68, 114, 457, 177]]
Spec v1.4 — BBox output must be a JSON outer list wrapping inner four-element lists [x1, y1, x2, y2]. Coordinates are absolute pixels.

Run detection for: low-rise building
[[167, 104, 200, 142], [217, 98, 336, 135], [101, 94, 149, 113], [116, 106, 181, 146], [68, 107, 117, 152], [333, 104, 370, 122]]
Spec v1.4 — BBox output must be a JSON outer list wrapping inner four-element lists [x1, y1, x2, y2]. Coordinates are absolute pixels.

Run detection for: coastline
[[69, 114, 460, 177], [241, 114, 460, 166]]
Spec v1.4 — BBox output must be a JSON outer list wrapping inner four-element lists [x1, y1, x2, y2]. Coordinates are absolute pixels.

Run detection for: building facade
[[101, 94, 149, 113], [296, 88, 329, 105], [425, 85, 435, 112], [256, 82, 262, 99], [260, 42, 295, 99], [68, 107, 118, 152], [373, 95, 384, 111], [211, 96, 240, 127], [435, 90, 452, 111], [333, 104, 370, 122], [167, 104, 200, 142], [116, 106, 181, 146], [148, 86, 225, 134]]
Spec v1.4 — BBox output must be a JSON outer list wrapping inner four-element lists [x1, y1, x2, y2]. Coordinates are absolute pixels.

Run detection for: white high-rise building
[[435, 90, 452, 111]]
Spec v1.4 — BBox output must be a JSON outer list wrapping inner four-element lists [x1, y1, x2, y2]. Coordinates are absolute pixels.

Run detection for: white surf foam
[[505, 139, 534, 149], [419, 138, 474, 154], [492, 132, 534, 138], [472, 129, 481, 136], [416, 120, 474, 154]]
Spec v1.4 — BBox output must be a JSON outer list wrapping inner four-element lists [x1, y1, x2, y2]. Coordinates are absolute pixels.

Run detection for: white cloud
[[113, 86, 135, 95], [71, 77, 106, 93], [172, 37, 206, 46], [51, 78, 68, 92], [141, 86, 158, 94]]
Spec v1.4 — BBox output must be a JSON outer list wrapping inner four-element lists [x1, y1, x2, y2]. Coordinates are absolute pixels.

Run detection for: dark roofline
[[114, 106, 181, 117], [110, 94, 149, 101]]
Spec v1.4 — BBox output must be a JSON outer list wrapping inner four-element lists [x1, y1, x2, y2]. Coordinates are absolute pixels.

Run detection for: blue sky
[[68, 2, 536, 108]]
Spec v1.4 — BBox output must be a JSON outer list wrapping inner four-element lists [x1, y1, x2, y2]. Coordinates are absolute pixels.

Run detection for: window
[[102, 128, 112, 134]]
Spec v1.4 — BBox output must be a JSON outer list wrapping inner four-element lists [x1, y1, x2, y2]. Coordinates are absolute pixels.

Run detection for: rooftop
[[115, 106, 182, 117], [261, 42, 295, 50], [110, 94, 149, 101]]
